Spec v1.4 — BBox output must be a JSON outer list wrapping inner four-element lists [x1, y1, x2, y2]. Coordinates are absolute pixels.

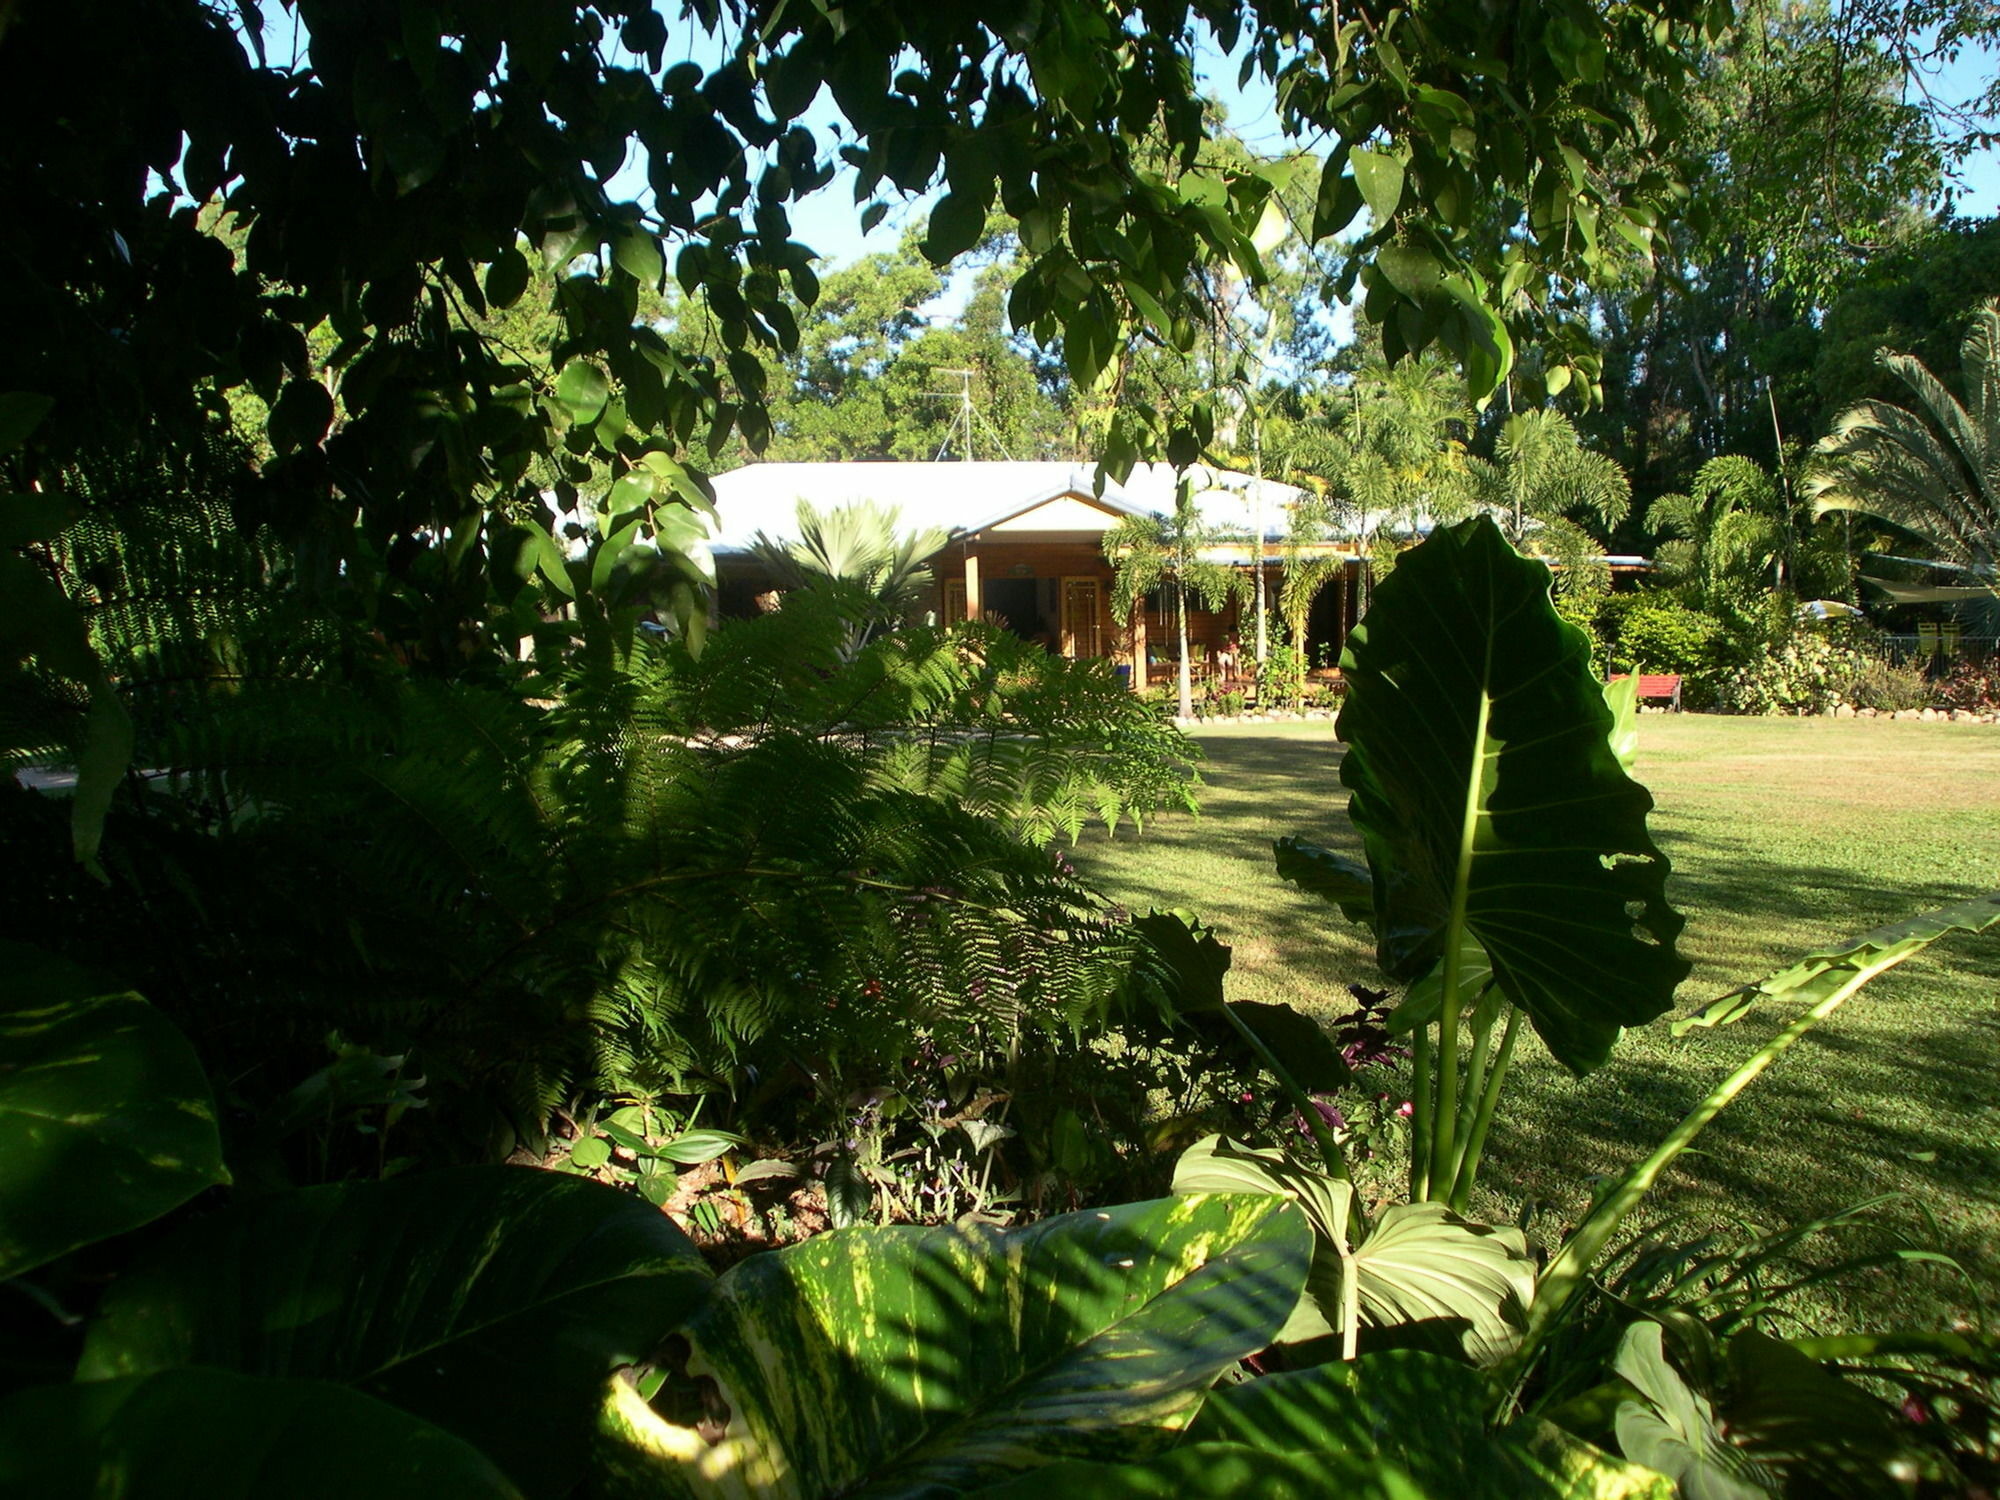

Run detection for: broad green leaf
[[1603, 676, 1640, 775], [0, 391, 54, 453], [0, 490, 73, 547], [557, 359, 611, 425], [1674, 891, 2000, 1034], [1721, 1329, 1904, 1491], [1377, 242, 1443, 298], [1350, 1202, 1535, 1365], [485, 246, 532, 309], [1351, 148, 1406, 225], [1272, 836, 1375, 925], [70, 674, 134, 867], [1612, 1323, 1771, 1500], [0, 1369, 521, 1498], [612, 228, 664, 287], [1188, 1354, 1671, 1499], [923, 191, 987, 264], [595, 1194, 1311, 1498], [1334, 517, 1688, 1073], [656, 1127, 743, 1166], [1169, 1142, 1526, 1364], [1132, 908, 1232, 1014], [966, 1441, 1420, 1498], [1313, 163, 1365, 241], [81, 1168, 711, 1499], [1225, 1001, 1351, 1092], [603, 470, 655, 529], [1392, 932, 1492, 1036], [0, 946, 226, 1279]]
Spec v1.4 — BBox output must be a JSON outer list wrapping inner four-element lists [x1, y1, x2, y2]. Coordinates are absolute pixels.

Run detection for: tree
[[1805, 298, 2000, 601], [1106, 484, 1245, 720], [1274, 495, 1345, 709], [1313, 353, 1473, 611], [749, 499, 951, 652], [1458, 410, 1632, 606]]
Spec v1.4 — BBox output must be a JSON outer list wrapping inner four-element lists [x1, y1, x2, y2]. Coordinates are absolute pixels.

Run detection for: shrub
[[1934, 656, 2000, 713], [1844, 655, 1933, 712], [1719, 631, 1864, 714], [1608, 597, 1725, 675]]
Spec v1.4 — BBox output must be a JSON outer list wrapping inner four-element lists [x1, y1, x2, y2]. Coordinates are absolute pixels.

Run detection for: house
[[702, 460, 1366, 689]]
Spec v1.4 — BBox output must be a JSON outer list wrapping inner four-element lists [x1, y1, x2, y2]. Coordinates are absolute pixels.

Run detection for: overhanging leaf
[[596, 1194, 1311, 1498], [1674, 891, 2000, 1034], [964, 1441, 1417, 1498], [1351, 148, 1406, 225], [1273, 836, 1375, 925], [0, 1369, 522, 1498], [80, 1168, 711, 1499], [1603, 677, 1639, 775], [0, 946, 227, 1279], [1334, 517, 1688, 1073]]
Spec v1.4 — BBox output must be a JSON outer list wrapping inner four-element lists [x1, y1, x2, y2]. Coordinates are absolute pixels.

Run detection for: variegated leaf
[[597, 1194, 1311, 1499]]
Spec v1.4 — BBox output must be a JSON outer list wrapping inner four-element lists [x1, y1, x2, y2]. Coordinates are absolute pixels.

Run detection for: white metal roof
[[702, 459, 1310, 554]]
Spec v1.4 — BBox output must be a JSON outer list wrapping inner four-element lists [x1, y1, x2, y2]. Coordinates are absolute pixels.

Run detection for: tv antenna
[[923, 368, 1016, 461]]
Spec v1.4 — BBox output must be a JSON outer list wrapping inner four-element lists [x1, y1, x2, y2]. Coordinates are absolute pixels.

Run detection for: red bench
[[1609, 672, 1683, 711]]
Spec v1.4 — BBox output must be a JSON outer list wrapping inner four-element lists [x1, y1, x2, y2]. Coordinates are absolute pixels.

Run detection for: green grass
[[1073, 714, 2000, 1334]]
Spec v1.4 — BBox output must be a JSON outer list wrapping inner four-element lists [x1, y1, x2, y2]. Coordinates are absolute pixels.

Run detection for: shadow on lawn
[[1087, 732, 2000, 1322]]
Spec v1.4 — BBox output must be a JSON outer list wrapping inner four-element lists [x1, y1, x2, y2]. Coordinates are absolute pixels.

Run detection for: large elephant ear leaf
[[0, 945, 227, 1279], [79, 1168, 711, 1499], [594, 1194, 1311, 1498], [0, 1369, 522, 1498], [1335, 516, 1688, 1073]]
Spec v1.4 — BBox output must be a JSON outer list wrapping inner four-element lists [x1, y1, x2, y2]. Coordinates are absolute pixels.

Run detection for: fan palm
[[749, 499, 952, 650], [1804, 299, 2000, 601]]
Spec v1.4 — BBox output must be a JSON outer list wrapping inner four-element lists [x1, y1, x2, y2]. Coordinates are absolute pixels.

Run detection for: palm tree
[[1274, 495, 1345, 710], [1650, 455, 1789, 606], [1105, 481, 1245, 720], [1464, 408, 1631, 600], [1307, 355, 1473, 612], [1804, 299, 2000, 602], [749, 499, 951, 652]]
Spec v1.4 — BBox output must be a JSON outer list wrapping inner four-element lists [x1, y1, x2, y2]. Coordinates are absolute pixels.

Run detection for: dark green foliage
[[81, 1171, 709, 1497], [0, 948, 226, 1282], [1, 528, 1200, 1167], [0, 1369, 524, 1499]]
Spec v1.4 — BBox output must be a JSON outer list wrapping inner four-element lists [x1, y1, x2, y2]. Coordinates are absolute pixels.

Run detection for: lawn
[[1071, 713, 2000, 1333]]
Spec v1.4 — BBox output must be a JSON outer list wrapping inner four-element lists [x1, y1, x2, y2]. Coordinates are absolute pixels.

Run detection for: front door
[[1061, 577, 1102, 658]]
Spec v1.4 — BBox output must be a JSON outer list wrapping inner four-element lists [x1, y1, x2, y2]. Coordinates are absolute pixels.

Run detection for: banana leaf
[[1334, 517, 1687, 1073], [78, 1168, 710, 1499], [593, 1194, 1310, 1499]]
